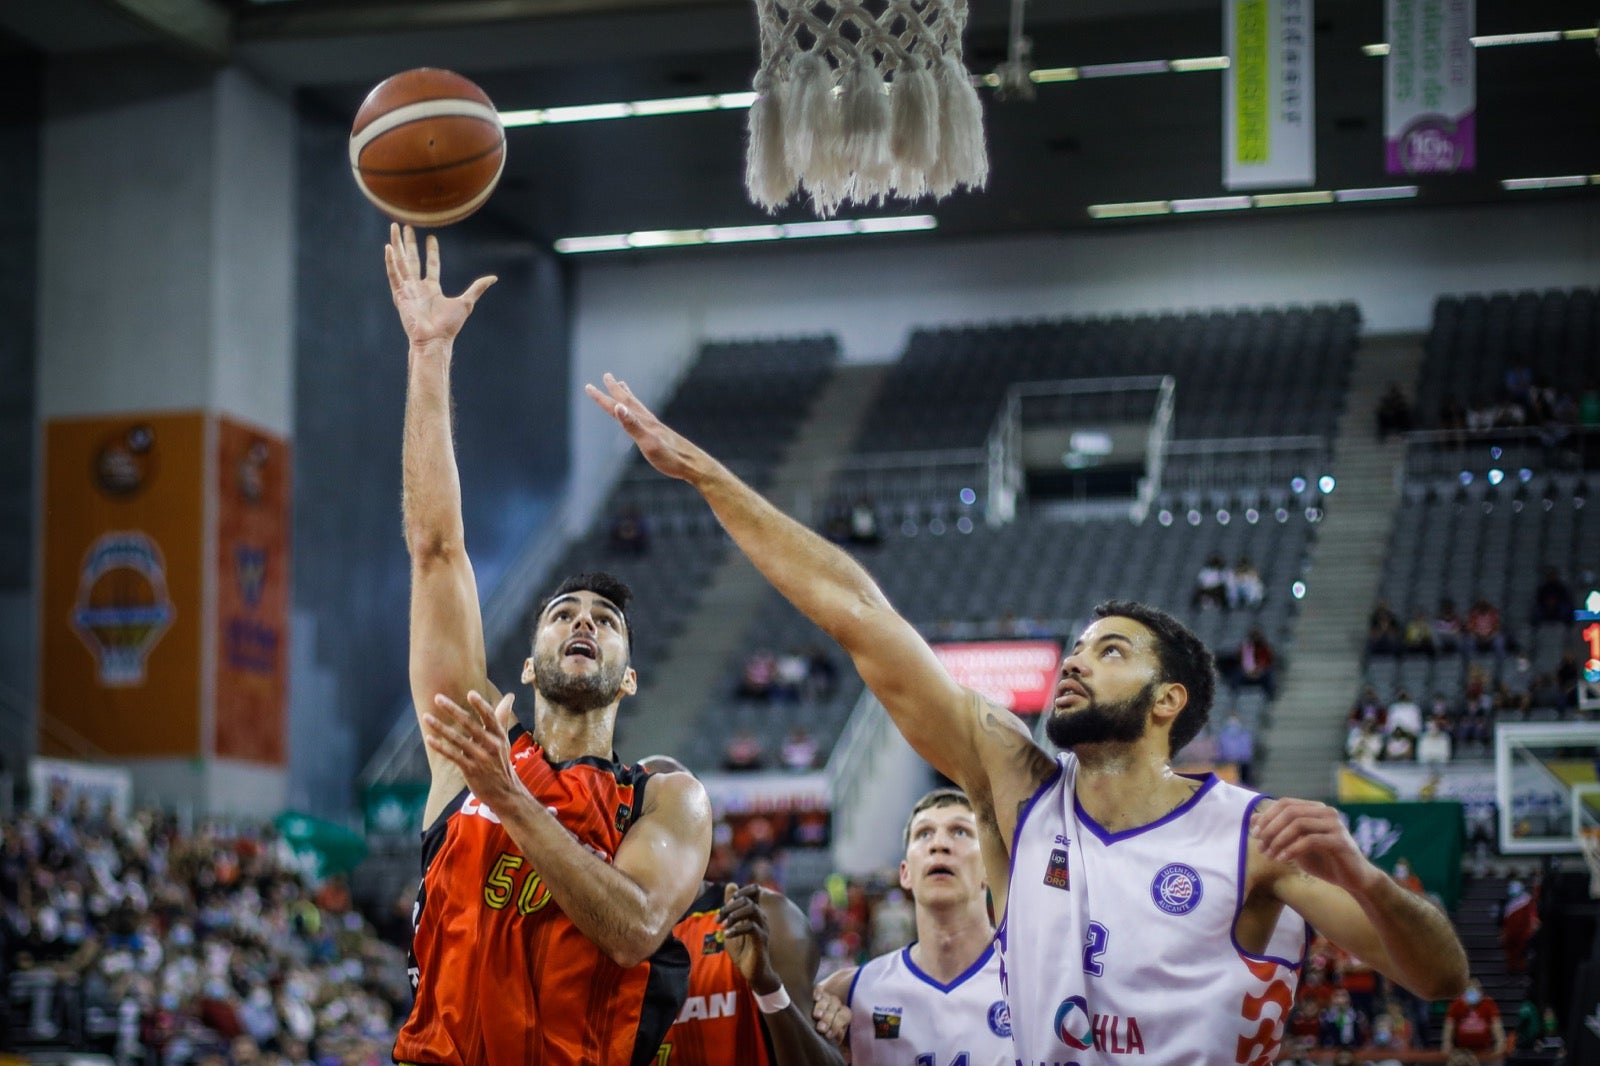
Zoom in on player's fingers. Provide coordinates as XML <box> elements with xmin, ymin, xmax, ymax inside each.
<box><xmin>384</xmin><ymin>246</ymin><xmax>403</xmax><ymax>294</ymax></box>
<box><xmin>584</xmin><ymin>383</ymin><xmax>617</xmax><ymax>414</ymax></box>
<box><xmin>461</xmin><ymin>275</ymin><xmax>497</xmax><ymax>308</ymax></box>
<box><xmin>723</xmin><ymin>882</ymin><xmax>737</xmax><ymax>907</ymax></box>
<box><xmin>492</xmin><ymin>692</ymin><xmax>516</xmax><ymax>733</ymax></box>
<box><xmin>425</xmin><ymin>234</ymin><xmax>440</xmax><ymax>281</ymax></box>
<box><xmin>403</xmin><ymin>225</ymin><xmax>419</xmax><ymax>272</ymax></box>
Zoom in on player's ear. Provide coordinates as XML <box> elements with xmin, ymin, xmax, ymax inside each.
<box><xmin>620</xmin><ymin>667</ymin><xmax>638</xmax><ymax>696</ymax></box>
<box><xmin>1153</xmin><ymin>681</ymin><xmax>1187</xmax><ymax>724</ymax></box>
<box><xmin>521</xmin><ymin>657</ymin><xmax>535</xmax><ymax>684</ymax></box>
<box><xmin>899</xmin><ymin>860</ymin><xmax>912</xmax><ymax>893</ymax></box>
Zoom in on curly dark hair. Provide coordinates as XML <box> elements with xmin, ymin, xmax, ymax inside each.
<box><xmin>533</xmin><ymin>571</ymin><xmax>635</xmax><ymax>652</ymax></box>
<box><xmin>1091</xmin><ymin>599</ymin><xmax>1215</xmax><ymax>758</ymax></box>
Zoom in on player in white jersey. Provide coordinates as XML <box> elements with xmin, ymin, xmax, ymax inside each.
<box><xmin>587</xmin><ymin>373</ymin><xmax>1470</xmax><ymax>1066</ymax></box>
<box><xmin>810</xmin><ymin>789</ymin><xmax>1011</xmax><ymax>1066</ymax></box>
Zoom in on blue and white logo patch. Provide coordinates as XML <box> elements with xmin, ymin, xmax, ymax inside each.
<box><xmin>986</xmin><ymin>999</ymin><xmax>1012</xmax><ymax>1038</ymax></box>
<box><xmin>1150</xmin><ymin>862</ymin><xmax>1202</xmax><ymax>915</ymax></box>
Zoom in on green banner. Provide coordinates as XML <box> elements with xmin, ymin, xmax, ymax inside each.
<box><xmin>274</xmin><ymin>809</ymin><xmax>369</xmax><ymax>882</ymax></box>
<box><xmin>363</xmin><ymin>781</ymin><xmax>430</xmax><ymax>837</ymax></box>
<box><xmin>1336</xmin><ymin>801</ymin><xmax>1464</xmax><ymax>911</ymax></box>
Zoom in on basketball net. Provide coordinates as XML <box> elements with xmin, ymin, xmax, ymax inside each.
<box><xmin>1581</xmin><ymin>827</ymin><xmax>1600</xmax><ymax>899</ymax></box>
<box><xmin>745</xmin><ymin>0</ymin><xmax>989</xmax><ymax>214</ymax></box>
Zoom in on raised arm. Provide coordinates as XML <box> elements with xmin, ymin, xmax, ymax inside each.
<box><xmin>1252</xmin><ymin>798</ymin><xmax>1468</xmax><ymax>1000</ymax></box>
<box><xmin>426</xmin><ymin>691</ymin><xmax>712</xmax><ymax>966</ymax></box>
<box><xmin>719</xmin><ymin>884</ymin><xmax>845</xmax><ymax>1066</ymax></box>
<box><xmin>387</xmin><ymin>224</ymin><xmax>500</xmax><ymax>825</ymax></box>
<box><xmin>586</xmin><ymin>375</ymin><xmax>1055</xmax><ymax>837</ymax></box>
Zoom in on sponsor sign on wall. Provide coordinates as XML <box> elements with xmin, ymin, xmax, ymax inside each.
<box><xmin>932</xmin><ymin>640</ymin><xmax>1063</xmax><ymax>715</ymax></box>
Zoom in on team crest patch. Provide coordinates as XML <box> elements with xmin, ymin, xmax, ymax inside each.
<box><xmin>1150</xmin><ymin>862</ymin><xmax>1203</xmax><ymax>915</ymax></box>
<box><xmin>614</xmin><ymin>803</ymin><xmax>632</xmax><ymax>831</ymax></box>
<box><xmin>871</xmin><ymin>1007</ymin><xmax>903</xmax><ymax>1039</ymax></box>
<box><xmin>701</xmin><ymin>931</ymin><xmax>724</xmax><ymax>955</ymax></box>
<box><xmin>1044</xmin><ymin>846</ymin><xmax>1070</xmax><ymax>890</ymax></box>
<box><xmin>987</xmin><ymin>999</ymin><xmax>1012</xmax><ymax>1038</ymax></box>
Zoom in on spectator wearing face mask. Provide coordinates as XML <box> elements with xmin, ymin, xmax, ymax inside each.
<box><xmin>1442</xmin><ymin>978</ymin><xmax>1505</xmax><ymax>1065</ymax></box>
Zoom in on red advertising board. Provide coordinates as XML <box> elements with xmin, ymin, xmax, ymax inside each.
<box><xmin>932</xmin><ymin>640</ymin><xmax>1063</xmax><ymax>715</ymax></box>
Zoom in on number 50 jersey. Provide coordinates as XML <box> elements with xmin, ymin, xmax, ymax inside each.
<box><xmin>999</xmin><ymin>758</ymin><xmax>1306</xmax><ymax>1066</ymax></box>
<box><xmin>394</xmin><ymin>726</ymin><xmax>689</xmax><ymax>1066</ymax></box>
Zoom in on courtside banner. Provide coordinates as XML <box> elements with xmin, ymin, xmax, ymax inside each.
<box><xmin>1384</xmin><ymin>0</ymin><xmax>1474</xmax><ymax>174</ymax></box>
<box><xmin>933</xmin><ymin>640</ymin><xmax>1062</xmax><ymax>715</ymax></box>
<box><xmin>1223</xmin><ymin>0</ymin><xmax>1315</xmax><ymax>190</ymax></box>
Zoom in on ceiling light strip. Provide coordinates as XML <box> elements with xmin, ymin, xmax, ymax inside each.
<box><xmin>1363</xmin><ymin>27</ymin><xmax>1594</xmax><ymax>56</ymax></box>
<box><xmin>1089</xmin><ymin>185</ymin><xmax>1421</xmax><ymax>220</ymax></box>
<box><xmin>1501</xmin><ymin>175</ymin><xmax>1591</xmax><ymax>191</ymax></box>
<box><xmin>505</xmin><ymin>53</ymin><xmax>1235</xmax><ymax>128</ymax></box>
<box><xmin>554</xmin><ymin>215</ymin><xmax>937</xmax><ymax>254</ymax></box>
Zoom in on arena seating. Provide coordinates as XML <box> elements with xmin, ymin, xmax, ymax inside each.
<box><xmin>1415</xmin><ymin>287</ymin><xmax>1599</xmax><ymax>428</ymax></box>
<box><xmin>486</xmin><ymin>336</ymin><xmax>838</xmax><ymax>688</ymax></box>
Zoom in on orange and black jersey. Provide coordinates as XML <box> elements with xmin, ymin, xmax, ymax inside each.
<box><xmin>655</xmin><ymin>883</ymin><xmax>773</xmax><ymax>1066</ymax></box>
<box><xmin>394</xmin><ymin>725</ymin><xmax>689</xmax><ymax>1066</ymax></box>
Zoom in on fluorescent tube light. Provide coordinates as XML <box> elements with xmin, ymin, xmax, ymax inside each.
<box><xmin>1087</xmin><ymin>201</ymin><xmax>1172</xmax><ymax>219</ymax></box>
<box><xmin>1170</xmin><ymin>195</ymin><xmax>1252</xmax><ymax>213</ymax></box>
<box><xmin>1501</xmin><ymin>175</ymin><xmax>1590</xmax><ymax>191</ymax></box>
<box><xmin>1332</xmin><ymin>185</ymin><xmax>1418</xmax><ymax>202</ymax></box>
<box><xmin>1252</xmin><ymin>190</ymin><xmax>1335</xmax><ymax>208</ymax></box>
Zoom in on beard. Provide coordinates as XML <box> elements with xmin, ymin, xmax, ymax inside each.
<box><xmin>1045</xmin><ymin>680</ymin><xmax>1157</xmax><ymax>751</ymax></box>
<box><xmin>532</xmin><ymin>649</ymin><xmax>629</xmax><ymax>713</ymax></box>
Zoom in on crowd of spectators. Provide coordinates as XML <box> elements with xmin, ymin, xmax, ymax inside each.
<box><xmin>2</xmin><ymin>793</ymin><xmax>409</xmax><ymax>1066</ymax></box>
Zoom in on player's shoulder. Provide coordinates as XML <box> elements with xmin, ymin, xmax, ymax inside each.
<box><xmin>634</xmin><ymin>764</ymin><xmax>711</xmax><ymax>818</ymax></box>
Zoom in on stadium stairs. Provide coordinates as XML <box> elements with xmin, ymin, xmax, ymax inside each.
<box><xmin>1257</xmin><ymin>334</ymin><xmax>1428</xmax><ymax>802</ymax></box>
<box><xmin>619</xmin><ymin>362</ymin><xmax>891</xmax><ymax>762</ymax></box>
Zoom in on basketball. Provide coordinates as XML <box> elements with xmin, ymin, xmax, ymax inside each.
<box><xmin>349</xmin><ymin>68</ymin><xmax>505</xmax><ymax>227</ymax></box>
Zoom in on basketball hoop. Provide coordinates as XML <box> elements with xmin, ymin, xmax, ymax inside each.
<box><xmin>1580</xmin><ymin>827</ymin><xmax>1600</xmax><ymax>899</ymax></box>
<box><xmin>745</xmin><ymin>0</ymin><xmax>989</xmax><ymax>214</ymax></box>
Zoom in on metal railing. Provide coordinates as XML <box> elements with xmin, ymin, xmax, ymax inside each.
<box><xmin>1401</xmin><ymin>426</ymin><xmax>1597</xmax><ymax>486</ymax></box>
<box><xmin>1157</xmin><ymin>435</ymin><xmax>1331</xmax><ymax>499</ymax></box>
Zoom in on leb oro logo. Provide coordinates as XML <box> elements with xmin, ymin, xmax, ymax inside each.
<box><xmin>71</xmin><ymin>532</ymin><xmax>175</xmax><ymax>686</ymax></box>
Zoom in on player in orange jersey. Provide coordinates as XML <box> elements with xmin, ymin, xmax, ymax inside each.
<box><xmin>640</xmin><ymin>756</ymin><xmax>843</xmax><ymax>1066</ymax></box>
<box><xmin>384</xmin><ymin>225</ymin><xmax>712</xmax><ymax>1066</ymax></box>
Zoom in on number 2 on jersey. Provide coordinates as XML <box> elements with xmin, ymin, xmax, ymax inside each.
<box><xmin>915</xmin><ymin>1055</ymin><xmax>969</xmax><ymax>1066</ymax></box>
<box><xmin>1083</xmin><ymin>921</ymin><xmax>1109</xmax><ymax>977</ymax></box>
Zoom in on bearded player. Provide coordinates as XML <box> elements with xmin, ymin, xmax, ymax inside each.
<box><xmin>588</xmin><ymin>371</ymin><xmax>1466</xmax><ymax>1065</ymax></box>
<box><xmin>386</xmin><ymin>227</ymin><xmax>711</xmax><ymax>1066</ymax></box>
<box><xmin>640</xmin><ymin>756</ymin><xmax>843</xmax><ymax>1066</ymax></box>
<box><xmin>811</xmin><ymin>789</ymin><xmax>1010</xmax><ymax>1066</ymax></box>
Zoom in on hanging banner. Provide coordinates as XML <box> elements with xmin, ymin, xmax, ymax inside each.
<box><xmin>1384</xmin><ymin>0</ymin><xmax>1475</xmax><ymax>174</ymax></box>
<box><xmin>40</xmin><ymin>414</ymin><xmax>206</xmax><ymax>757</ymax></box>
<box><xmin>215</xmin><ymin>417</ymin><xmax>290</xmax><ymax>766</ymax></box>
<box><xmin>1223</xmin><ymin>0</ymin><xmax>1315</xmax><ymax>190</ymax></box>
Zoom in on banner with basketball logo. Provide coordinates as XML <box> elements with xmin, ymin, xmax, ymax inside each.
<box><xmin>41</xmin><ymin>413</ymin><xmax>290</xmax><ymax>766</ymax></box>
<box><xmin>932</xmin><ymin>640</ymin><xmax>1062</xmax><ymax>715</ymax></box>
<box><xmin>1223</xmin><ymin>0</ymin><xmax>1316</xmax><ymax>190</ymax></box>
<box><xmin>215</xmin><ymin>417</ymin><xmax>290</xmax><ymax>765</ymax></box>
<box><xmin>41</xmin><ymin>413</ymin><xmax>206</xmax><ymax>757</ymax></box>
<box><xmin>1384</xmin><ymin>0</ymin><xmax>1475</xmax><ymax>174</ymax></box>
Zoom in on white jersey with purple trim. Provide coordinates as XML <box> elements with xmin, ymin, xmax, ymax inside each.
<box><xmin>846</xmin><ymin>942</ymin><xmax>1014</xmax><ymax>1066</ymax></box>
<box><xmin>998</xmin><ymin>755</ymin><xmax>1306</xmax><ymax>1066</ymax></box>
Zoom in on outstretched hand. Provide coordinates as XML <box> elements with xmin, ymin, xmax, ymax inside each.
<box><xmin>1252</xmin><ymin>798</ymin><xmax>1380</xmax><ymax>894</ymax></box>
<box><xmin>585</xmin><ymin>373</ymin><xmax>705</xmax><ymax>481</ymax></box>
<box><xmin>422</xmin><ymin>690</ymin><xmax>522</xmax><ymax>809</ymax></box>
<box><xmin>384</xmin><ymin>223</ymin><xmax>497</xmax><ymax>349</ymax></box>
<box><xmin>811</xmin><ymin>986</ymin><xmax>851</xmax><ymax>1045</ymax></box>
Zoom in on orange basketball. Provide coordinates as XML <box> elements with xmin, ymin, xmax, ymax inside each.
<box><xmin>349</xmin><ymin>68</ymin><xmax>505</xmax><ymax>227</ymax></box>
